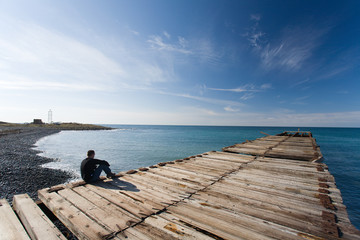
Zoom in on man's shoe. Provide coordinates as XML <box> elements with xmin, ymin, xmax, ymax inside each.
<box><xmin>107</xmin><ymin>173</ymin><xmax>116</xmax><ymax>179</ymax></box>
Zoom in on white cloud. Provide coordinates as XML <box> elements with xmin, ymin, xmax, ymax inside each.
<box><xmin>248</xmin><ymin>32</ymin><xmax>265</xmax><ymax>49</ymax></box>
<box><xmin>208</xmin><ymin>83</ymin><xmax>271</xmax><ymax>93</ymax></box>
<box><xmin>157</xmin><ymin>90</ymin><xmax>244</xmax><ymax>107</ymax></box>
<box><xmin>291</xmin><ymin>78</ymin><xmax>310</xmax><ymax>88</ymax></box>
<box><xmin>0</xmin><ymin>17</ymin><xmax>177</xmax><ymax>92</ymax></box>
<box><xmin>147</xmin><ymin>32</ymin><xmax>221</xmax><ymax>64</ymax></box>
<box><xmin>244</xmin><ymin>14</ymin><xmax>264</xmax><ymax>50</ymax></box>
<box><xmin>224</xmin><ymin>106</ymin><xmax>239</xmax><ymax>112</ymax></box>
<box><xmin>246</xmin><ymin>16</ymin><xmax>328</xmax><ymax>72</ymax></box>
<box><xmin>260</xmin><ymin>83</ymin><xmax>272</xmax><ymax>89</ymax></box>
<box><xmin>208</xmin><ymin>86</ymin><xmax>257</xmax><ymax>93</ymax></box>
<box><xmin>147</xmin><ymin>35</ymin><xmax>192</xmax><ymax>54</ymax></box>
<box><xmin>317</xmin><ymin>66</ymin><xmax>349</xmax><ymax>80</ymax></box>
<box><xmin>240</xmin><ymin>92</ymin><xmax>255</xmax><ymax>100</ymax></box>
<box><xmin>260</xmin><ymin>38</ymin><xmax>313</xmax><ymax>71</ymax></box>
<box><xmin>163</xmin><ymin>31</ymin><xmax>171</xmax><ymax>39</ymax></box>
<box><xmin>250</xmin><ymin>14</ymin><xmax>261</xmax><ymax>21</ymax></box>
<box><xmin>208</xmin><ymin>84</ymin><xmax>269</xmax><ymax>101</ymax></box>
<box><xmin>125</xmin><ymin>25</ymin><xmax>140</xmax><ymax>36</ymax></box>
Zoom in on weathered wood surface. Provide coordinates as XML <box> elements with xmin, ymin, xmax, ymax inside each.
<box><xmin>12</xmin><ymin>194</ymin><xmax>66</xmax><ymax>240</ymax></box>
<box><xmin>223</xmin><ymin>134</ymin><xmax>322</xmax><ymax>161</ymax></box>
<box><xmin>0</xmin><ymin>198</ymin><xmax>30</xmax><ymax>240</ymax></box>
<box><xmin>36</xmin><ymin>133</ymin><xmax>360</xmax><ymax>240</ymax></box>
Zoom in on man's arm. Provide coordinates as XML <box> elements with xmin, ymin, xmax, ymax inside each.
<box><xmin>93</xmin><ymin>159</ymin><xmax>110</xmax><ymax>166</ymax></box>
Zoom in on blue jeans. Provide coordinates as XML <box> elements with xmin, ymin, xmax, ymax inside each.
<box><xmin>89</xmin><ymin>164</ymin><xmax>112</xmax><ymax>183</ymax></box>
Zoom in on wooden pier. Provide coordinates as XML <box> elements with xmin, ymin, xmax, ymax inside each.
<box><xmin>1</xmin><ymin>131</ymin><xmax>360</xmax><ymax>239</ymax></box>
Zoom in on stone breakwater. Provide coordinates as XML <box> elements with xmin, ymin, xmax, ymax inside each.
<box><xmin>0</xmin><ymin>127</ymin><xmax>73</xmax><ymax>203</ymax></box>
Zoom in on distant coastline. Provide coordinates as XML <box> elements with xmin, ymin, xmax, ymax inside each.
<box><xmin>0</xmin><ymin>121</ymin><xmax>113</xmax><ymax>131</ymax></box>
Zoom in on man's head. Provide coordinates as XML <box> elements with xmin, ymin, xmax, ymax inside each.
<box><xmin>87</xmin><ymin>150</ymin><xmax>95</xmax><ymax>158</ymax></box>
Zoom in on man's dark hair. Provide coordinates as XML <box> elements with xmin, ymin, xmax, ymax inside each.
<box><xmin>87</xmin><ymin>150</ymin><xmax>95</xmax><ymax>157</ymax></box>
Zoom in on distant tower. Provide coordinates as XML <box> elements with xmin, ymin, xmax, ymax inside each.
<box><xmin>48</xmin><ymin>109</ymin><xmax>53</xmax><ymax>124</ymax></box>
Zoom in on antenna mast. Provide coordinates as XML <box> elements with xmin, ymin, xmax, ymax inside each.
<box><xmin>48</xmin><ymin>109</ymin><xmax>53</xmax><ymax>124</ymax></box>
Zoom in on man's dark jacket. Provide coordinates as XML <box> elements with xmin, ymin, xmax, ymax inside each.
<box><xmin>80</xmin><ymin>158</ymin><xmax>110</xmax><ymax>182</ymax></box>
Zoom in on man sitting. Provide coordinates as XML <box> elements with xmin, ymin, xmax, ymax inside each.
<box><xmin>80</xmin><ymin>150</ymin><xmax>116</xmax><ymax>183</ymax></box>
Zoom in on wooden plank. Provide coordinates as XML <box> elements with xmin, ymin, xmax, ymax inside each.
<box><xmin>257</xmin><ymin>156</ymin><xmax>323</xmax><ymax>167</ymax></box>
<box><xmin>58</xmin><ymin>188</ymin><xmax>138</xmax><ymax>232</ymax></box>
<box><xmin>158</xmin><ymin>164</ymin><xmax>219</xmax><ymax>182</ymax></box>
<box><xmin>38</xmin><ymin>189</ymin><xmax>117</xmax><ymax>240</ymax></box>
<box><xmin>102</xmin><ymin>177</ymin><xmax>180</xmax><ymax>204</ymax></box>
<box><xmin>169</xmin><ymin>200</ymin><xmax>299</xmax><ymax>240</ymax></box>
<box><xmin>185</xmin><ymin>198</ymin><xmax>331</xmax><ymax>240</ymax></box>
<box><xmin>153</xmin><ymin>212</ymin><xmax>216</xmax><ymax>239</ymax></box>
<box><xmin>119</xmin><ymin>173</ymin><xmax>192</xmax><ymax>200</ymax></box>
<box><xmin>197</xmin><ymin>189</ymin><xmax>323</xmax><ymax>222</ymax></box>
<box><xmin>187</xmin><ymin>158</ymin><xmax>240</xmax><ymax>171</ymax></box>
<box><xmin>72</xmin><ymin>186</ymin><xmax>143</xmax><ymax>221</ymax></box>
<box><xmin>0</xmin><ymin>198</ymin><xmax>30</xmax><ymax>240</ymax></box>
<box><xmin>84</xmin><ymin>184</ymin><xmax>155</xmax><ymax>218</ymax></box>
<box><xmin>211</xmin><ymin>178</ymin><xmax>350</xmax><ymax>224</ymax></box>
<box><xmin>264</xmin><ymin>152</ymin><xmax>314</xmax><ymax>161</ymax></box>
<box><xmin>124</xmin><ymin>222</ymin><xmax>181</xmax><ymax>240</ymax></box>
<box><xmin>218</xmin><ymin>178</ymin><xmax>325</xmax><ymax>204</ymax></box>
<box><xmin>147</xmin><ymin>166</ymin><xmax>215</xmax><ymax>186</ymax></box>
<box><xmin>95</xmin><ymin>180</ymin><xmax>171</xmax><ymax>209</ymax></box>
<box><xmin>226</xmin><ymin>170</ymin><xmax>344</xmax><ymax>202</ymax></box>
<box><xmin>224</xmin><ymin>147</ymin><xmax>267</xmax><ymax>155</ymax></box>
<box><xmin>237</xmin><ymin>168</ymin><xmax>335</xmax><ymax>185</ymax></box>
<box><xmin>131</xmin><ymin>171</ymin><xmax>202</xmax><ymax>194</ymax></box>
<box><xmin>204</xmin><ymin>152</ymin><xmax>255</xmax><ymax>163</ymax></box>
<box><xmin>196</xmin><ymin>156</ymin><xmax>246</xmax><ymax>167</ymax></box>
<box><xmin>122</xmin><ymin>173</ymin><xmax>195</xmax><ymax>199</ymax></box>
<box><xmin>170</xmin><ymin>161</ymin><xmax>229</xmax><ymax>176</ymax></box>
<box><xmin>209</xmin><ymin>184</ymin><xmax>324</xmax><ymax>215</ymax></box>
<box><xmin>132</xmin><ymin>214</ymin><xmax>215</xmax><ymax>239</ymax></box>
<box><xmin>248</xmin><ymin>161</ymin><xmax>326</xmax><ymax>174</ymax></box>
<box><xmin>245</xmin><ymin>162</ymin><xmax>330</xmax><ymax>177</ymax></box>
<box><xmin>167</xmin><ymin>162</ymin><xmax>222</xmax><ymax>177</ymax></box>
<box><xmin>12</xmin><ymin>194</ymin><xmax>66</xmax><ymax>240</ymax></box>
<box><xmin>193</xmin><ymin>190</ymin><xmax>325</xmax><ymax>226</ymax></box>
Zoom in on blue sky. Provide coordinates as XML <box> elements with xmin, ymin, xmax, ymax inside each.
<box><xmin>0</xmin><ymin>0</ymin><xmax>359</xmax><ymax>126</ymax></box>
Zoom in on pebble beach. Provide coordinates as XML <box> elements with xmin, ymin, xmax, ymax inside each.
<box><xmin>0</xmin><ymin>127</ymin><xmax>73</xmax><ymax>203</ymax></box>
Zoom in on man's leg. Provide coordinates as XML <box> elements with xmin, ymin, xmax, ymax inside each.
<box><xmin>89</xmin><ymin>164</ymin><xmax>113</xmax><ymax>182</ymax></box>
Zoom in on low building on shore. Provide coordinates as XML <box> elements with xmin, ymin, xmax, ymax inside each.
<box><xmin>32</xmin><ymin>119</ymin><xmax>44</xmax><ymax>124</ymax></box>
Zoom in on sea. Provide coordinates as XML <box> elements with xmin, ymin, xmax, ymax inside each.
<box><xmin>34</xmin><ymin>125</ymin><xmax>360</xmax><ymax>230</ymax></box>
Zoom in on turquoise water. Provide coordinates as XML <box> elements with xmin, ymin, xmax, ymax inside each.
<box><xmin>35</xmin><ymin>125</ymin><xmax>360</xmax><ymax>229</ymax></box>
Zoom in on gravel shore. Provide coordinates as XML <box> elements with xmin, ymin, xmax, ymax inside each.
<box><xmin>0</xmin><ymin>127</ymin><xmax>73</xmax><ymax>203</ymax></box>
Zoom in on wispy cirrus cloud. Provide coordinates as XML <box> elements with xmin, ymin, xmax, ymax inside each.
<box><xmin>208</xmin><ymin>85</ymin><xmax>259</xmax><ymax>93</ymax></box>
<box><xmin>250</xmin><ymin>14</ymin><xmax>261</xmax><ymax>21</ymax></box>
<box><xmin>209</xmin><ymin>83</ymin><xmax>271</xmax><ymax>93</ymax></box>
<box><xmin>148</xmin><ymin>33</ymin><xmax>192</xmax><ymax>54</ymax></box>
<box><xmin>224</xmin><ymin>106</ymin><xmax>240</xmax><ymax>112</ymax></box>
<box><xmin>260</xmin><ymin>28</ymin><xmax>325</xmax><ymax>71</ymax></box>
<box><xmin>163</xmin><ymin>31</ymin><xmax>171</xmax><ymax>39</ymax></box>
<box><xmin>244</xmin><ymin>14</ymin><xmax>265</xmax><ymax>50</ymax></box>
<box><xmin>157</xmin><ymin>90</ymin><xmax>244</xmax><ymax>107</ymax></box>
<box><xmin>147</xmin><ymin>32</ymin><xmax>221</xmax><ymax>64</ymax></box>
<box><xmin>246</xmin><ymin>14</ymin><xmax>329</xmax><ymax>72</ymax></box>
<box><xmin>260</xmin><ymin>83</ymin><xmax>272</xmax><ymax>89</ymax></box>
<box><xmin>208</xmin><ymin>84</ymin><xmax>271</xmax><ymax>101</ymax></box>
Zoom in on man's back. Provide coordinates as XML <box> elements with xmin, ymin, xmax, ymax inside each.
<box><xmin>80</xmin><ymin>150</ymin><xmax>114</xmax><ymax>183</ymax></box>
<box><xmin>80</xmin><ymin>158</ymin><xmax>107</xmax><ymax>182</ymax></box>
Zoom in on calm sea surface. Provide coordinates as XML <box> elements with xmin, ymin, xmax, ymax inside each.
<box><xmin>35</xmin><ymin>125</ymin><xmax>360</xmax><ymax>229</ymax></box>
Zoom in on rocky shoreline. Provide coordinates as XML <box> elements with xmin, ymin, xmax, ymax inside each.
<box><xmin>0</xmin><ymin>127</ymin><xmax>73</xmax><ymax>203</ymax></box>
